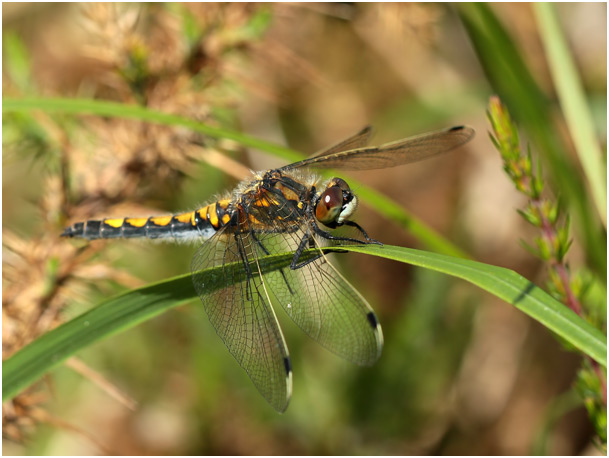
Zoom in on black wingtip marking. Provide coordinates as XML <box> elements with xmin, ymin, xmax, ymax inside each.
<box><xmin>359</xmin><ymin>125</ymin><xmax>373</xmax><ymax>136</ymax></box>
<box><xmin>448</xmin><ymin>125</ymin><xmax>475</xmax><ymax>143</ymax></box>
<box><xmin>283</xmin><ymin>357</ymin><xmax>292</xmax><ymax>375</ymax></box>
<box><xmin>366</xmin><ymin>312</ymin><xmax>379</xmax><ymax>329</ymax></box>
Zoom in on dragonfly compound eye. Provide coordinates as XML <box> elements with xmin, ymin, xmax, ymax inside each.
<box><xmin>315</xmin><ymin>178</ymin><xmax>357</xmax><ymax>228</ymax></box>
<box><xmin>316</xmin><ymin>186</ymin><xmax>343</xmax><ymax>226</ymax></box>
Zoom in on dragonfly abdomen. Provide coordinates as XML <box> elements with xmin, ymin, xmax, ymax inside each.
<box><xmin>61</xmin><ymin>200</ymin><xmax>233</xmax><ymax>241</ymax></box>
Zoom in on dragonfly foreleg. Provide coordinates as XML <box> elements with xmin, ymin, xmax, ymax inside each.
<box><xmin>342</xmin><ymin>220</ymin><xmax>382</xmax><ymax>245</ymax></box>
<box><xmin>311</xmin><ymin>222</ymin><xmax>381</xmax><ymax>246</ymax></box>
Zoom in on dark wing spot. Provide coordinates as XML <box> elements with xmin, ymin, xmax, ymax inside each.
<box><xmin>283</xmin><ymin>357</ymin><xmax>292</xmax><ymax>375</ymax></box>
<box><xmin>366</xmin><ymin>312</ymin><xmax>379</xmax><ymax>329</ymax></box>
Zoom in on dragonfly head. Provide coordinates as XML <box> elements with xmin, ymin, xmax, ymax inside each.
<box><xmin>315</xmin><ymin>177</ymin><xmax>358</xmax><ymax>228</ymax></box>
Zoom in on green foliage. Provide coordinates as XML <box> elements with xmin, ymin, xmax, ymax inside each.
<box><xmin>488</xmin><ymin>92</ymin><xmax>606</xmax><ymax>448</ymax></box>
<box><xmin>460</xmin><ymin>3</ymin><xmax>607</xmax><ymax>278</ymax></box>
<box><xmin>534</xmin><ymin>3</ymin><xmax>607</xmax><ymax>224</ymax></box>
<box><xmin>576</xmin><ymin>362</ymin><xmax>608</xmax><ymax>449</ymax></box>
<box><xmin>3</xmin><ymin>32</ymin><xmax>33</xmax><ymax>92</ymax></box>
<box><xmin>4</xmin><ymin>244</ymin><xmax>605</xmax><ymax>404</ymax></box>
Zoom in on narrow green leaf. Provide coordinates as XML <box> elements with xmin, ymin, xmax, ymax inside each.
<box><xmin>344</xmin><ymin>245</ymin><xmax>607</xmax><ymax>367</ymax></box>
<box><xmin>3</xmin><ymin>32</ymin><xmax>32</xmax><ymax>92</ymax></box>
<box><xmin>3</xmin><ymin>244</ymin><xmax>605</xmax><ymax>402</ymax></box>
<box><xmin>458</xmin><ymin>3</ymin><xmax>606</xmax><ymax>278</ymax></box>
<box><xmin>534</xmin><ymin>3</ymin><xmax>607</xmax><ymax>226</ymax></box>
<box><xmin>2</xmin><ymin>272</ymin><xmax>192</xmax><ymax>402</ymax></box>
<box><xmin>2</xmin><ymin>250</ymin><xmax>316</xmax><ymax>401</ymax></box>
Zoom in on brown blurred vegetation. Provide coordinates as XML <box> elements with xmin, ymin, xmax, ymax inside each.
<box><xmin>2</xmin><ymin>3</ymin><xmax>606</xmax><ymax>455</ymax></box>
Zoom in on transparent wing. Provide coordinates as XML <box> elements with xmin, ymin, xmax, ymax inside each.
<box><xmin>308</xmin><ymin>126</ymin><xmax>373</xmax><ymax>159</ymax></box>
<box><xmin>282</xmin><ymin>125</ymin><xmax>474</xmax><ymax>171</ymax></box>
<box><xmin>191</xmin><ymin>226</ymin><xmax>292</xmax><ymax>412</ymax></box>
<box><xmin>250</xmin><ymin>226</ymin><xmax>383</xmax><ymax>366</ymax></box>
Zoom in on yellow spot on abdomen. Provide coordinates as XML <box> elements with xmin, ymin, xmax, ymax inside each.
<box><xmin>125</xmin><ymin>217</ymin><xmax>148</xmax><ymax>227</ymax></box>
<box><xmin>175</xmin><ymin>212</ymin><xmax>193</xmax><ymax>224</ymax></box>
<box><xmin>104</xmin><ymin>218</ymin><xmax>125</xmax><ymax>228</ymax></box>
<box><xmin>150</xmin><ymin>215</ymin><xmax>172</xmax><ymax>226</ymax></box>
<box><xmin>208</xmin><ymin>203</ymin><xmax>219</xmax><ymax>228</ymax></box>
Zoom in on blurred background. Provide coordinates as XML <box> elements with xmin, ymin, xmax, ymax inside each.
<box><xmin>2</xmin><ymin>3</ymin><xmax>606</xmax><ymax>455</ymax></box>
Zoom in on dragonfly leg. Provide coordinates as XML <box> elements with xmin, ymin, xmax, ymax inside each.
<box><xmin>342</xmin><ymin>220</ymin><xmax>383</xmax><ymax>245</ymax></box>
<box><xmin>290</xmin><ymin>233</ymin><xmax>324</xmax><ymax>270</ymax></box>
<box><xmin>251</xmin><ymin>231</ymin><xmax>270</xmax><ymax>255</ymax></box>
<box><xmin>290</xmin><ymin>219</ymin><xmax>382</xmax><ymax>271</ymax></box>
<box><xmin>311</xmin><ymin>222</ymin><xmax>382</xmax><ymax>246</ymax></box>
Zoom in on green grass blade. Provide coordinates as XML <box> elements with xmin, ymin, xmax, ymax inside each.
<box><xmin>3</xmin><ymin>244</ymin><xmax>605</xmax><ymax>402</ymax></box>
<box><xmin>2</xmin><ymin>96</ymin><xmax>468</xmax><ymax>258</ymax></box>
<box><xmin>2</xmin><ymin>97</ymin><xmax>300</xmax><ymax>160</ymax></box>
<box><xmin>3</xmin><ymin>33</ymin><xmax>33</xmax><ymax>92</ymax></box>
<box><xmin>1</xmin><ymin>250</ymin><xmax>310</xmax><ymax>401</ymax></box>
<box><xmin>2</xmin><ymin>272</ymin><xmax>194</xmax><ymax>402</ymax></box>
<box><xmin>458</xmin><ymin>3</ymin><xmax>606</xmax><ymax>277</ymax></box>
<box><xmin>534</xmin><ymin>3</ymin><xmax>607</xmax><ymax>226</ymax></box>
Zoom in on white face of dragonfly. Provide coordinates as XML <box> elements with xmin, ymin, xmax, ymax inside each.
<box><xmin>314</xmin><ymin>177</ymin><xmax>358</xmax><ymax>228</ymax></box>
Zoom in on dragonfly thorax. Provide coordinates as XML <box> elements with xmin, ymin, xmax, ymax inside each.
<box><xmin>314</xmin><ymin>177</ymin><xmax>357</xmax><ymax>228</ymax></box>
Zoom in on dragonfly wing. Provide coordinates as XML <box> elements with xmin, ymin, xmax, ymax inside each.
<box><xmin>191</xmin><ymin>227</ymin><xmax>292</xmax><ymax>412</ymax></box>
<box><xmin>286</xmin><ymin>125</ymin><xmax>474</xmax><ymax>171</ymax></box>
<box><xmin>254</xmin><ymin>230</ymin><xmax>383</xmax><ymax>366</ymax></box>
<box><xmin>308</xmin><ymin>126</ymin><xmax>373</xmax><ymax>159</ymax></box>
<box><xmin>278</xmin><ymin>126</ymin><xmax>373</xmax><ymax>172</ymax></box>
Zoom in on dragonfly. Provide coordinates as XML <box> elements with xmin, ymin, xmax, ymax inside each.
<box><xmin>62</xmin><ymin>125</ymin><xmax>474</xmax><ymax>412</ymax></box>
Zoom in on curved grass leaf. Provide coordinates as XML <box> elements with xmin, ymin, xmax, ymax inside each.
<box><xmin>2</xmin><ymin>250</ymin><xmax>319</xmax><ymax>401</ymax></box>
<box><xmin>3</xmin><ymin>245</ymin><xmax>605</xmax><ymax>402</ymax></box>
<box><xmin>2</xmin><ymin>96</ymin><xmax>468</xmax><ymax>259</ymax></box>
<box><xmin>3</xmin><ymin>273</ymin><xmax>197</xmax><ymax>402</ymax></box>
<box><xmin>345</xmin><ymin>245</ymin><xmax>606</xmax><ymax>367</ymax></box>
